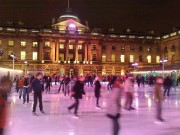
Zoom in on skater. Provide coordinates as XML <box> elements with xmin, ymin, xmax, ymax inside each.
<box><xmin>58</xmin><ymin>76</ymin><xmax>65</xmax><ymax>93</ymax></box>
<box><xmin>163</xmin><ymin>75</ymin><xmax>172</xmax><ymax>97</ymax></box>
<box><xmin>45</xmin><ymin>76</ymin><xmax>52</xmax><ymax>93</ymax></box>
<box><xmin>64</xmin><ymin>75</ymin><xmax>71</xmax><ymax>96</ymax></box>
<box><xmin>124</xmin><ymin>74</ymin><xmax>135</xmax><ymax>110</ymax></box>
<box><xmin>22</xmin><ymin>74</ymin><xmax>30</xmax><ymax>104</ymax></box>
<box><xmin>18</xmin><ymin>76</ymin><xmax>24</xmax><ymax>99</ymax></box>
<box><xmin>107</xmin><ymin>77</ymin><xmax>123</xmax><ymax>135</ymax></box>
<box><xmin>0</xmin><ymin>75</ymin><xmax>12</xmax><ymax>135</ymax></box>
<box><xmin>94</xmin><ymin>76</ymin><xmax>101</xmax><ymax>108</ymax></box>
<box><xmin>31</xmin><ymin>72</ymin><xmax>45</xmax><ymax>115</ymax></box>
<box><xmin>67</xmin><ymin>76</ymin><xmax>85</xmax><ymax>118</ymax></box>
<box><xmin>154</xmin><ymin>77</ymin><xmax>165</xmax><ymax>122</ymax></box>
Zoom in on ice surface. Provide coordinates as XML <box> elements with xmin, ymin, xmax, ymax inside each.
<box><xmin>4</xmin><ymin>84</ymin><xmax>180</xmax><ymax>135</ymax></box>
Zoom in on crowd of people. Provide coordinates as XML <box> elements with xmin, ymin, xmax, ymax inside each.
<box><xmin>0</xmin><ymin>72</ymin><xmax>180</xmax><ymax>135</ymax></box>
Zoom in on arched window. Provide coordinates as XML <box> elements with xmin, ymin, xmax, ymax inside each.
<box><xmin>171</xmin><ymin>45</ymin><xmax>176</xmax><ymax>52</ymax></box>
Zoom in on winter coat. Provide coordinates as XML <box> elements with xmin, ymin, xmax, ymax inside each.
<box><xmin>72</xmin><ymin>80</ymin><xmax>85</xmax><ymax>99</ymax></box>
<box><xmin>154</xmin><ymin>84</ymin><xmax>164</xmax><ymax>102</ymax></box>
<box><xmin>94</xmin><ymin>80</ymin><xmax>101</xmax><ymax>98</ymax></box>
<box><xmin>107</xmin><ymin>86</ymin><xmax>123</xmax><ymax>116</ymax></box>
<box><xmin>31</xmin><ymin>78</ymin><xmax>44</xmax><ymax>93</ymax></box>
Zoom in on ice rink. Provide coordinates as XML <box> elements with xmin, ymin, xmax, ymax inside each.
<box><xmin>4</xmin><ymin>84</ymin><xmax>180</xmax><ymax>135</ymax></box>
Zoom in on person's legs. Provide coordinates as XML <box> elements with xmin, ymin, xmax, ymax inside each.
<box><xmin>0</xmin><ymin>128</ymin><xmax>4</xmax><ymax>135</ymax></box>
<box><xmin>74</xmin><ymin>98</ymin><xmax>79</xmax><ymax>115</ymax></box>
<box><xmin>96</xmin><ymin>97</ymin><xmax>99</xmax><ymax>107</ymax></box>
<box><xmin>68</xmin><ymin>99</ymin><xmax>76</xmax><ymax>110</ymax></box>
<box><xmin>113</xmin><ymin>118</ymin><xmax>119</xmax><ymax>135</ymax></box>
<box><xmin>156</xmin><ymin>101</ymin><xmax>163</xmax><ymax>121</ymax></box>
<box><xmin>19</xmin><ymin>87</ymin><xmax>22</xmax><ymax>99</ymax></box>
<box><xmin>38</xmin><ymin>93</ymin><xmax>43</xmax><ymax>111</ymax></box>
<box><xmin>167</xmin><ymin>87</ymin><xmax>171</xmax><ymax>96</ymax></box>
<box><xmin>163</xmin><ymin>87</ymin><xmax>167</xmax><ymax>96</ymax></box>
<box><xmin>26</xmin><ymin>88</ymin><xmax>29</xmax><ymax>103</ymax></box>
<box><xmin>32</xmin><ymin>93</ymin><xmax>38</xmax><ymax>112</ymax></box>
<box><xmin>23</xmin><ymin>88</ymin><xmax>26</xmax><ymax>103</ymax></box>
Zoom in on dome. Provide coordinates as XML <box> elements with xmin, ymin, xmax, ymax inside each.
<box><xmin>57</xmin><ymin>8</ymin><xmax>80</xmax><ymax>23</ymax></box>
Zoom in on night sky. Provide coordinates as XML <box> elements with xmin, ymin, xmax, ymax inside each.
<box><xmin>0</xmin><ymin>0</ymin><xmax>180</xmax><ymax>34</ymax></box>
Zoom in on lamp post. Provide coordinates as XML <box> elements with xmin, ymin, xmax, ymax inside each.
<box><xmin>24</xmin><ymin>60</ymin><xmax>29</xmax><ymax>74</ymax></box>
<box><xmin>10</xmin><ymin>53</ymin><xmax>16</xmax><ymax>81</ymax></box>
<box><xmin>160</xmin><ymin>59</ymin><xmax>168</xmax><ymax>78</ymax></box>
<box><xmin>132</xmin><ymin>62</ymin><xmax>138</xmax><ymax>71</ymax></box>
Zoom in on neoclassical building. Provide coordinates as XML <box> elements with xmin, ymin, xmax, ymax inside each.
<box><xmin>0</xmin><ymin>7</ymin><xmax>179</xmax><ymax>76</ymax></box>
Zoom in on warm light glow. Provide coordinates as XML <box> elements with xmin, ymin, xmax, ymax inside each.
<box><xmin>0</xmin><ymin>67</ymin><xmax>23</xmax><ymax>73</ymax></box>
<box><xmin>156</xmin><ymin>56</ymin><xmax>160</xmax><ymax>63</ymax></box>
<box><xmin>120</xmin><ymin>55</ymin><xmax>125</xmax><ymax>62</ymax></box>
<box><xmin>69</xmin><ymin>23</ymin><xmax>76</xmax><ymax>28</ymax></box>
<box><xmin>147</xmin><ymin>55</ymin><xmax>151</xmax><ymax>63</ymax></box>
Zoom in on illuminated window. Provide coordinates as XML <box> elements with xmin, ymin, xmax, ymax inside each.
<box><xmin>59</xmin><ymin>54</ymin><xmax>64</xmax><ymax>61</ymax></box>
<box><xmin>45</xmin><ymin>42</ymin><xmax>50</xmax><ymax>47</ymax></box>
<box><xmin>0</xmin><ymin>40</ymin><xmax>1</xmax><ymax>45</ymax></box>
<box><xmin>68</xmin><ymin>53</ymin><xmax>73</xmax><ymax>60</ymax></box>
<box><xmin>120</xmin><ymin>55</ymin><xmax>125</xmax><ymax>62</ymax></box>
<box><xmin>102</xmin><ymin>54</ymin><xmax>106</xmax><ymax>62</ymax></box>
<box><xmin>111</xmin><ymin>54</ymin><xmax>115</xmax><ymax>62</ymax></box>
<box><xmin>78</xmin><ymin>45</ymin><xmax>82</xmax><ymax>50</ymax></box>
<box><xmin>33</xmin><ymin>42</ymin><xmax>38</xmax><ymax>47</ymax></box>
<box><xmin>147</xmin><ymin>55</ymin><xmax>151</xmax><ymax>63</ymax></box>
<box><xmin>130</xmin><ymin>55</ymin><xmax>134</xmax><ymax>62</ymax></box>
<box><xmin>8</xmin><ymin>41</ymin><xmax>14</xmax><ymax>46</ymax></box>
<box><xmin>21</xmin><ymin>41</ymin><xmax>26</xmax><ymax>47</ymax></box>
<box><xmin>78</xmin><ymin>54</ymin><xmax>82</xmax><ymax>62</ymax></box>
<box><xmin>59</xmin><ymin>44</ymin><xmax>64</xmax><ymax>49</ymax></box>
<box><xmin>156</xmin><ymin>56</ymin><xmax>160</xmax><ymax>63</ymax></box>
<box><xmin>21</xmin><ymin>51</ymin><xmax>26</xmax><ymax>60</ymax></box>
<box><xmin>32</xmin><ymin>52</ymin><xmax>38</xmax><ymax>60</ymax></box>
<box><xmin>69</xmin><ymin>45</ymin><xmax>73</xmax><ymax>49</ymax></box>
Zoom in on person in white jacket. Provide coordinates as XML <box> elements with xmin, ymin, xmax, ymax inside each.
<box><xmin>124</xmin><ymin>74</ymin><xmax>135</xmax><ymax>110</ymax></box>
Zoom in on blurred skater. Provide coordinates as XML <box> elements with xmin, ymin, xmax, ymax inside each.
<box><xmin>67</xmin><ymin>76</ymin><xmax>85</xmax><ymax>118</ymax></box>
<box><xmin>94</xmin><ymin>76</ymin><xmax>101</xmax><ymax>108</ymax></box>
<box><xmin>154</xmin><ymin>77</ymin><xmax>165</xmax><ymax>122</ymax></box>
<box><xmin>107</xmin><ymin>77</ymin><xmax>123</xmax><ymax>135</ymax></box>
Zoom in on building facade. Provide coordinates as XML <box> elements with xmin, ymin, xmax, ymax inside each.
<box><xmin>0</xmin><ymin>8</ymin><xmax>179</xmax><ymax>76</ymax></box>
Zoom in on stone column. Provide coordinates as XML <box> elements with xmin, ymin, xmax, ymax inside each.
<box><xmin>56</xmin><ymin>42</ymin><xmax>59</xmax><ymax>63</ymax></box>
<box><xmin>75</xmin><ymin>44</ymin><xmax>78</xmax><ymax>62</ymax></box>
<box><xmin>51</xmin><ymin>41</ymin><xmax>56</xmax><ymax>63</ymax></box>
<box><xmin>38</xmin><ymin>40</ymin><xmax>44</xmax><ymax>62</ymax></box>
<box><xmin>88</xmin><ymin>43</ymin><xmax>92</xmax><ymax>61</ymax></box>
<box><xmin>84</xmin><ymin>44</ymin><xmax>87</xmax><ymax>61</ymax></box>
<box><xmin>65</xmin><ymin>43</ymin><xmax>69</xmax><ymax>61</ymax></box>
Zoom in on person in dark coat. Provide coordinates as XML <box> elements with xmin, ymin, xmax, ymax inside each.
<box><xmin>0</xmin><ymin>75</ymin><xmax>12</xmax><ymax>135</ymax></box>
<box><xmin>94</xmin><ymin>76</ymin><xmax>101</xmax><ymax>108</ymax></box>
<box><xmin>45</xmin><ymin>76</ymin><xmax>52</xmax><ymax>93</ymax></box>
<box><xmin>64</xmin><ymin>75</ymin><xmax>71</xmax><ymax>96</ymax></box>
<box><xmin>67</xmin><ymin>76</ymin><xmax>85</xmax><ymax>118</ymax></box>
<box><xmin>31</xmin><ymin>72</ymin><xmax>44</xmax><ymax>115</ymax></box>
<box><xmin>163</xmin><ymin>76</ymin><xmax>172</xmax><ymax>97</ymax></box>
<box><xmin>58</xmin><ymin>76</ymin><xmax>64</xmax><ymax>93</ymax></box>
